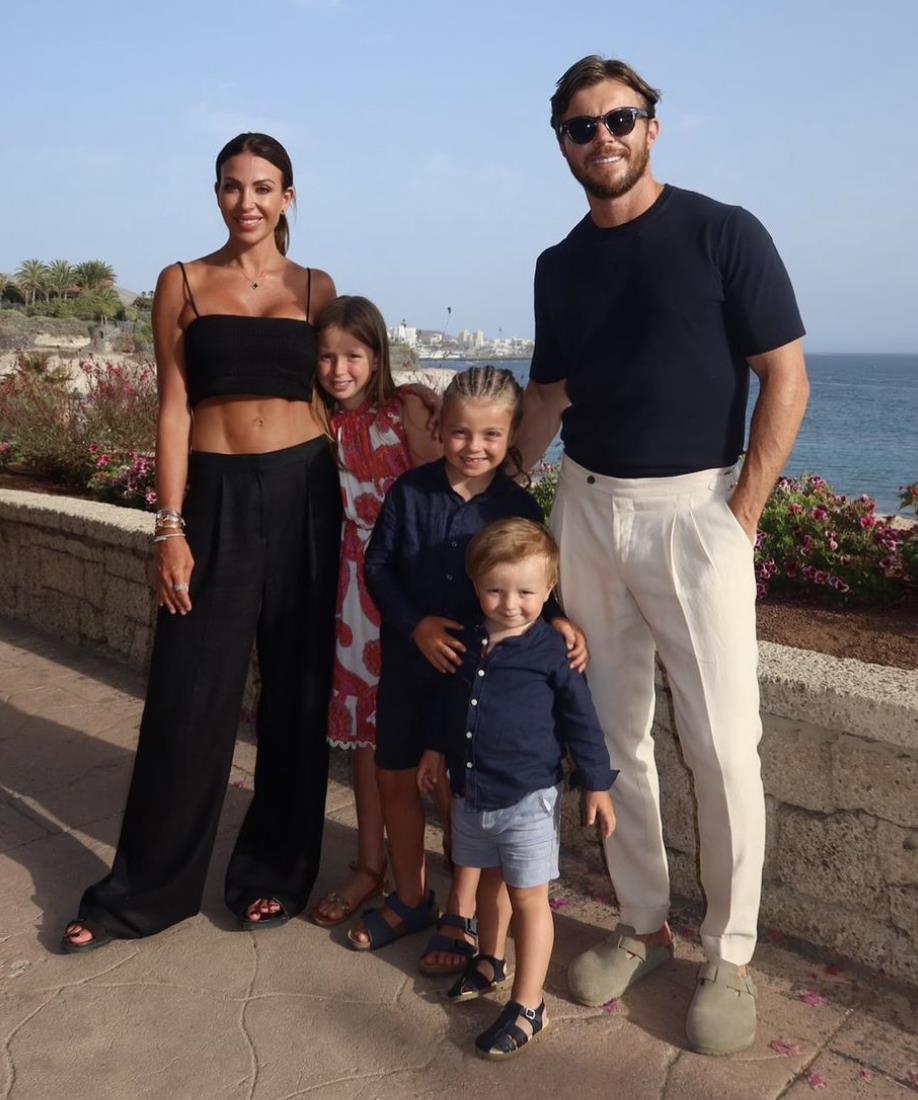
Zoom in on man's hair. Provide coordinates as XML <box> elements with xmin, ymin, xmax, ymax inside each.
<box><xmin>550</xmin><ymin>55</ymin><xmax>661</xmax><ymax>137</ymax></box>
<box><xmin>466</xmin><ymin>518</ymin><xmax>560</xmax><ymax>589</ymax></box>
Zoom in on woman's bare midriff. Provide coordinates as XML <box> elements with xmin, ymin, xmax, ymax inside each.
<box><xmin>190</xmin><ymin>395</ymin><xmax>325</xmax><ymax>454</ymax></box>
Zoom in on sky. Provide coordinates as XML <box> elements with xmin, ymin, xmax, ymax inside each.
<box><xmin>2</xmin><ymin>0</ymin><xmax>917</xmax><ymax>352</ymax></box>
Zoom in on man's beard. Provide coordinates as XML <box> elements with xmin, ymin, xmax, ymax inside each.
<box><xmin>567</xmin><ymin>141</ymin><xmax>650</xmax><ymax>201</ymax></box>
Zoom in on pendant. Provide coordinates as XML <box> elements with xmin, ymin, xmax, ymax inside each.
<box><xmin>251</xmin><ymin>282</ymin><xmax>259</xmax><ymax>290</ymax></box>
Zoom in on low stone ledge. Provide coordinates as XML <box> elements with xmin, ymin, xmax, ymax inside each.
<box><xmin>2</xmin><ymin>485</ymin><xmax>918</xmax><ymax>985</ymax></box>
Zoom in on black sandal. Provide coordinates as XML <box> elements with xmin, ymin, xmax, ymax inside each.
<box><xmin>239</xmin><ymin>897</ymin><xmax>290</xmax><ymax>931</ymax></box>
<box><xmin>60</xmin><ymin>919</ymin><xmax>114</xmax><ymax>955</ymax></box>
<box><xmin>447</xmin><ymin>953</ymin><xmax>513</xmax><ymax>1002</ymax></box>
<box><xmin>420</xmin><ymin>913</ymin><xmax>478</xmax><ymax>975</ymax></box>
<box><xmin>475</xmin><ymin>1000</ymin><xmax>548</xmax><ymax>1059</ymax></box>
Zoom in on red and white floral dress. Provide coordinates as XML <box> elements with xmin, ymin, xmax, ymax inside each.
<box><xmin>326</xmin><ymin>397</ymin><xmax>413</xmax><ymax>749</ymax></box>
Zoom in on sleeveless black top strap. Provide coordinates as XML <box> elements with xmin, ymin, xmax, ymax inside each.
<box><xmin>177</xmin><ymin>261</ymin><xmax>201</xmax><ymax>318</ymax></box>
<box><xmin>306</xmin><ymin>267</ymin><xmax>312</xmax><ymax>323</ymax></box>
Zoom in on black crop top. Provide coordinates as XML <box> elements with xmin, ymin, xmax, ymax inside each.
<box><xmin>178</xmin><ymin>262</ymin><xmax>317</xmax><ymax>408</ymax></box>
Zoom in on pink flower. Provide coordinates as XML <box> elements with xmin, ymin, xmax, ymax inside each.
<box><xmin>807</xmin><ymin>1072</ymin><xmax>827</xmax><ymax>1089</ymax></box>
<box><xmin>784</xmin><ymin>560</ymin><xmax>798</xmax><ymax>578</ymax></box>
<box><xmin>0</xmin><ymin>442</ymin><xmax>11</xmax><ymax>455</ymax></box>
<box><xmin>96</xmin><ymin>454</ymin><xmax>110</xmax><ymax>468</ymax></box>
<box><xmin>812</xmin><ymin>570</ymin><xmax>828</xmax><ymax>585</ymax></box>
<box><xmin>601</xmin><ymin>998</ymin><xmax>621</xmax><ymax>1015</ymax></box>
<box><xmin>860</xmin><ymin>514</ymin><xmax>877</xmax><ymax>529</ymax></box>
<box><xmin>88</xmin><ymin>442</ymin><xmax>99</xmax><ymax>454</ymax></box>
<box><xmin>799</xmin><ymin>990</ymin><xmax>827</xmax><ymax>1007</ymax></box>
<box><xmin>811</xmin><ymin>506</ymin><xmax>828</xmax><ymax>522</ymax></box>
<box><xmin>789</xmin><ymin>503</ymin><xmax>804</xmax><ymax>516</ymax></box>
<box><xmin>827</xmin><ymin>538</ymin><xmax>838</xmax><ymax>551</ymax></box>
<box><xmin>769</xmin><ymin>1039</ymin><xmax>801</xmax><ymax>1057</ymax></box>
<box><xmin>145</xmin><ymin>489</ymin><xmax>157</xmax><ymax>507</ymax></box>
<box><xmin>756</xmin><ymin>582</ymin><xmax>768</xmax><ymax>599</ymax></box>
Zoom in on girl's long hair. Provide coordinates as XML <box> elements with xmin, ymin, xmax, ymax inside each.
<box><xmin>312</xmin><ymin>295</ymin><xmax>396</xmax><ymax>447</ymax></box>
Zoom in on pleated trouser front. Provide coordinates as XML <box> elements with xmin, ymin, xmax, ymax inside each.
<box><xmin>552</xmin><ymin>455</ymin><xmax>765</xmax><ymax>966</ymax></box>
<box><xmin>80</xmin><ymin>437</ymin><xmax>342</xmax><ymax>938</ymax></box>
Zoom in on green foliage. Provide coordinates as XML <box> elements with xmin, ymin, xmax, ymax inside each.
<box><xmin>755</xmin><ymin>475</ymin><xmax>915</xmax><ymax>603</ymax></box>
<box><xmin>74</xmin><ymin>259</ymin><xmax>116</xmax><ymax>292</ymax></box>
<box><xmin>529</xmin><ymin>461</ymin><xmax>559</xmax><ymax>519</ymax></box>
<box><xmin>0</xmin><ymin>357</ymin><xmax>158</xmax><ymax>507</ymax></box>
<box><xmin>24</xmin><ymin>288</ymin><xmax>123</xmax><ymax>321</ymax></box>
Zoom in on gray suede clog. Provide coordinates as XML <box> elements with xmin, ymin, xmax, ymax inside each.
<box><xmin>567</xmin><ymin>924</ymin><xmax>674</xmax><ymax>1007</ymax></box>
<box><xmin>685</xmin><ymin>958</ymin><xmax>758</xmax><ymax>1056</ymax></box>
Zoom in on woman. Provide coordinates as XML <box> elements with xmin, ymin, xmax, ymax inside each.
<box><xmin>62</xmin><ymin>132</ymin><xmax>342</xmax><ymax>949</ymax></box>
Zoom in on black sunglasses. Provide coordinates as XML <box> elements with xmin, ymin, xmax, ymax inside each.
<box><xmin>558</xmin><ymin>107</ymin><xmax>651</xmax><ymax>145</ymax></box>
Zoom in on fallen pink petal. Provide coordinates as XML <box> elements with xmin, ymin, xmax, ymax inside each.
<box><xmin>548</xmin><ymin>897</ymin><xmax>570</xmax><ymax>911</ymax></box>
<box><xmin>765</xmin><ymin>930</ymin><xmax>785</xmax><ymax>944</ymax></box>
<box><xmin>824</xmin><ymin>963</ymin><xmax>844</xmax><ymax>976</ymax></box>
<box><xmin>601</xmin><ymin>998</ymin><xmax>621</xmax><ymax>1015</ymax></box>
<box><xmin>768</xmin><ymin>1039</ymin><xmax>801</xmax><ymax>1057</ymax></box>
<box><xmin>799</xmin><ymin>990</ymin><xmax>827</xmax><ymax>1007</ymax></box>
<box><xmin>807</xmin><ymin>1072</ymin><xmax>828</xmax><ymax>1089</ymax></box>
<box><xmin>857</xmin><ymin>1069</ymin><xmax>873</xmax><ymax>1082</ymax></box>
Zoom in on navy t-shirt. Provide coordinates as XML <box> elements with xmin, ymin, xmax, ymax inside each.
<box><xmin>530</xmin><ymin>185</ymin><xmax>805</xmax><ymax>477</ymax></box>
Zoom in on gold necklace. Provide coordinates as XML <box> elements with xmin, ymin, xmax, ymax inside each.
<box><xmin>230</xmin><ymin>261</ymin><xmax>272</xmax><ymax>291</ymax></box>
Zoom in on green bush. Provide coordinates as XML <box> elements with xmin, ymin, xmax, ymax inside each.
<box><xmin>0</xmin><ymin>356</ymin><xmax>158</xmax><ymax>506</ymax></box>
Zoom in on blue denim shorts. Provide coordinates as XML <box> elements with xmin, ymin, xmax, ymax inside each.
<box><xmin>451</xmin><ymin>785</ymin><xmax>561</xmax><ymax>888</ymax></box>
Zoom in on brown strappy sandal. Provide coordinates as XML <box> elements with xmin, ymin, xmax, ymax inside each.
<box><xmin>309</xmin><ymin>860</ymin><xmax>389</xmax><ymax>928</ymax></box>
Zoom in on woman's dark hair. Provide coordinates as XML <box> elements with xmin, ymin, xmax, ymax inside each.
<box><xmin>215</xmin><ymin>132</ymin><xmax>295</xmax><ymax>254</ymax></box>
<box><xmin>550</xmin><ymin>56</ymin><xmax>661</xmax><ymax>139</ymax></box>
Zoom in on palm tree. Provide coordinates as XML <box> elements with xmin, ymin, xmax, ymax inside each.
<box><xmin>74</xmin><ymin>260</ymin><xmax>116</xmax><ymax>294</ymax></box>
<box><xmin>47</xmin><ymin>259</ymin><xmax>76</xmax><ymax>300</ymax></box>
<box><xmin>15</xmin><ymin>259</ymin><xmax>49</xmax><ymax>306</ymax></box>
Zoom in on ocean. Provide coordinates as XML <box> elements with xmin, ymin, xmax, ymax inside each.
<box><xmin>420</xmin><ymin>353</ymin><xmax>918</xmax><ymax>515</ymax></box>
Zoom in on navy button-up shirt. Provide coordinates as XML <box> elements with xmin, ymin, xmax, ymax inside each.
<box><xmin>429</xmin><ymin>618</ymin><xmax>618</xmax><ymax>811</ymax></box>
<box><xmin>365</xmin><ymin>459</ymin><xmax>546</xmax><ymax>642</ymax></box>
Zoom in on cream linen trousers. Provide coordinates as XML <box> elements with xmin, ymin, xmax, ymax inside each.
<box><xmin>552</xmin><ymin>455</ymin><xmax>765</xmax><ymax>966</ymax></box>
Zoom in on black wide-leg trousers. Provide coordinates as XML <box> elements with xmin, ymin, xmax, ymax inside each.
<box><xmin>80</xmin><ymin>438</ymin><xmax>342</xmax><ymax>938</ymax></box>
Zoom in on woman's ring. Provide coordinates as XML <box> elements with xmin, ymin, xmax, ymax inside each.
<box><xmin>172</xmin><ymin>582</ymin><xmax>189</xmax><ymax>593</ymax></box>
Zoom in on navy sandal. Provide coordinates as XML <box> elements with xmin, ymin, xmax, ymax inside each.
<box><xmin>447</xmin><ymin>954</ymin><xmax>513</xmax><ymax>1002</ymax></box>
<box><xmin>420</xmin><ymin>913</ymin><xmax>478</xmax><ymax>975</ymax></box>
<box><xmin>61</xmin><ymin>918</ymin><xmax>114</xmax><ymax>955</ymax></box>
<box><xmin>347</xmin><ymin>890</ymin><xmax>437</xmax><ymax>951</ymax></box>
<box><xmin>475</xmin><ymin>1000</ymin><xmax>549</xmax><ymax>1059</ymax></box>
<box><xmin>239</xmin><ymin>897</ymin><xmax>290</xmax><ymax>931</ymax></box>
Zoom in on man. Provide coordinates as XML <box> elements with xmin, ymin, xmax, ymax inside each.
<box><xmin>518</xmin><ymin>56</ymin><xmax>809</xmax><ymax>1055</ymax></box>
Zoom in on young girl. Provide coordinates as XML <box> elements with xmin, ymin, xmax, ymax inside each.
<box><xmin>351</xmin><ymin>366</ymin><xmax>586</xmax><ymax>970</ymax></box>
<box><xmin>308</xmin><ymin>296</ymin><xmax>442</xmax><ymax>928</ymax></box>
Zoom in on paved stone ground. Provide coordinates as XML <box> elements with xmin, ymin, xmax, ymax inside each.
<box><xmin>1</xmin><ymin>616</ymin><xmax>916</xmax><ymax>1100</ymax></box>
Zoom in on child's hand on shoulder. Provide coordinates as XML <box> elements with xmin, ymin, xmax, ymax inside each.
<box><xmin>550</xmin><ymin>616</ymin><xmax>589</xmax><ymax>673</ymax></box>
<box><xmin>411</xmin><ymin>616</ymin><xmax>466</xmax><ymax>673</ymax></box>
<box><xmin>583</xmin><ymin>790</ymin><xmax>616</xmax><ymax>838</ymax></box>
<box><xmin>417</xmin><ymin>750</ymin><xmax>445</xmax><ymax>793</ymax></box>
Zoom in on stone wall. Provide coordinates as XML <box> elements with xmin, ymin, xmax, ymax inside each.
<box><xmin>2</xmin><ymin>486</ymin><xmax>917</xmax><ymax>983</ymax></box>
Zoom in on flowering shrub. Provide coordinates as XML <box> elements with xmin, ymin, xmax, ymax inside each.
<box><xmin>86</xmin><ymin>449</ymin><xmax>156</xmax><ymax>508</ymax></box>
<box><xmin>0</xmin><ymin>355</ymin><xmax>158</xmax><ymax>508</ymax></box>
<box><xmin>530</xmin><ymin>460</ymin><xmax>559</xmax><ymax>518</ymax></box>
<box><xmin>528</xmin><ymin>468</ymin><xmax>916</xmax><ymax>604</ymax></box>
<box><xmin>755</xmin><ymin>475</ymin><xmax>915</xmax><ymax>603</ymax></box>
